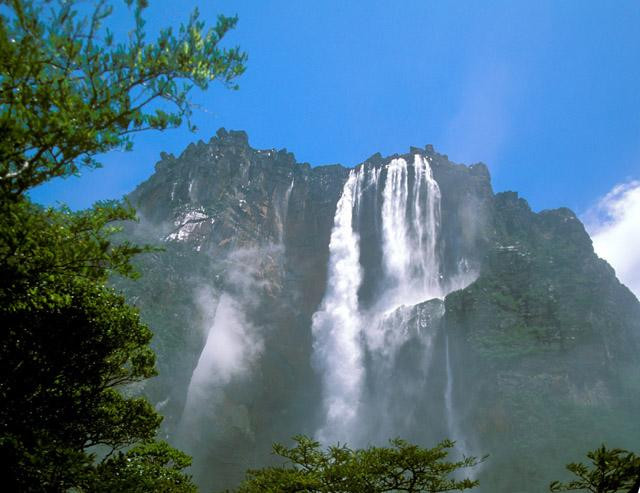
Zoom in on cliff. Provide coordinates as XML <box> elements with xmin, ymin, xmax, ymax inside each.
<box><xmin>116</xmin><ymin>129</ymin><xmax>640</xmax><ymax>492</ymax></box>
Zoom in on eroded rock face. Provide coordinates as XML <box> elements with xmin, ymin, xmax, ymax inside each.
<box><xmin>117</xmin><ymin>129</ymin><xmax>640</xmax><ymax>492</ymax></box>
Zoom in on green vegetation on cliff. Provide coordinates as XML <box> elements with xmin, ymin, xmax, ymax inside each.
<box><xmin>444</xmin><ymin>191</ymin><xmax>640</xmax><ymax>491</ymax></box>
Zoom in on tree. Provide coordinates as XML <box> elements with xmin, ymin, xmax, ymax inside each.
<box><xmin>230</xmin><ymin>435</ymin><xmax>483</xmax><ymax>493</ymax></box>
<box><xmin>0</xmin><ymin>0</ymin><xmax>246</xmax><ymax>490</ymax></box>
<box><xmin>0</xmin><ymin>0</ymin><xmax>246</xmax><ymax>195</ymax></box>
<box><xmin>85</xmin><ymin>441</ymin><xmax>198</xmax><ymax>492</ymax></box>
<box><xmin>550</xmin><ymin>445</ymin><xmax>640</xmax><ymax>493</ymax></box>
<box><xmin>0</xmin><ymin>198</ymin><xmax>166</xmax><ymax>490</ymax></box>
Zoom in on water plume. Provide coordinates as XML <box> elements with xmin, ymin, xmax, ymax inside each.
<box><xmin>311</xmin><ymin>169</ymin><xmax>364</xmax><ymax>443</ymax></box>
<box><xmin>381</xmin><ymin>155</ymin><xmax>442</xmax><ymax>308</ymax></box>
<box><xmin>311</xmin><ymin>153</ymin><xmax>478</xmax><ymax>446</ymax></box>
<box><xmin>180</xmin><ymin>293</ymin><xmax>262</xmax><ymax>433</ymax></box>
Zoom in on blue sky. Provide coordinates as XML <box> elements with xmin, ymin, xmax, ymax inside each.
<box><xmin>31</xmin><ymin>0</ymin><xmax>640</xmax><ymax>216</ymax></box>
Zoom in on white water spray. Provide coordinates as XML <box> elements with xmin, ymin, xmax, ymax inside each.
<box><xmin>381</xmin><ymin>158</ymin><xmax>410</xmax><ymax>288</ymax></box>
<box><xmin>277</xmin><ymin>177</ymin><xmax>294</xmax><ymax>242</ymax></box>
<box><xmin>381</xmin><ymin>155</ymin><xmax>442</xmax><ymax>308</ymax></box>
<box><xmin>180</xmin><ymin>294</ymin><xmax>262</xmax><ymax>434</ymax></box>
<box><xmin>413</xmin><ymin>154</ymin><xmax>442</xmax><ymax>296</ymax></box>
<box><xmin>312</xmin><ymin>155</ymin><xmax>474</xmax><ymax>445</ymax></box>
<box><xmin>311</xmin><ymin>169</ymin><xmax>364</xmax><ymax>443</ymax></box>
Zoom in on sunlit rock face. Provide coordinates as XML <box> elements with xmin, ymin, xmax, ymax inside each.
<box><xmin>117</xmin><ymin>129</ymin><xmax>640</xmax><ymax>493</ymax></box>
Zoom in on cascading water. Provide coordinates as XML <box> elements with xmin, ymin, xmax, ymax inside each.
<box><xmin>366</xmin><ymin>155</ymin><xmax>443</xmax><ymax>361</ymax></box>
<box><xmin>277</xmin><ymin>177</ymin><xmax>294</xmax><ymax>242</ymax></box>
<box><xmin>413</xmin><ymin>154</ymin><xmax>442</xmax><ymax>296</ymax></box>
<box><xmin>312</xmin><ymin>153</ymin><xmax>474</xmax><ymax>446</ymax></box>
<box><xmin>381</xmin><ymin>158</ymin><xmax>411</xmax><ymax>292</ymax></box>
<box><xmin>381</xmin><ymin>155</ymin><xmax>442</xmax><ymax>308</ymax></box>
<box><xmin>311</xmin><ymin>169</ymin><xmax>364</xmax><ymax>443</ymax></box>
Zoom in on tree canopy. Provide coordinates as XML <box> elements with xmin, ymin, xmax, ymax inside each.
<box><xmin>0</xmin><ymin>184</ymin><xmax>209</xmax><ymax>492</ymax></box>
<box><xmin>0</xmin><ymin>0</ymin><xmax>246</xmax><ymax>195</ymax></box>
<box><xmin>230</xmin><ymin>435</ymin><xmax>483</xmax><ymax>493</ymax></box>
<box><xmin>0</xmin><ymin>0</ymin><xmax>246</xmax><ymax>490</ymax></box>
<box><xmin>550</xmin><ymin>445</ymin><xmax>640</xmax><ymax>493</ymax></box>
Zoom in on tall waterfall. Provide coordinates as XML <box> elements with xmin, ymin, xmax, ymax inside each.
<box><xmin>381</xmin><ymin>155</ymin><xmax>442</xmax><ymax>308</ymax></box>
<box><xmin>312</xmin><ymin>154</ymin><xmax>457</xmax><ymax>444</ymax></box>
<box><xmin>366</xmin><ymin>155</ymin><xmax>444</xmax><ymax>358</ymax></box>
<box><xmin>311</xmin><ymin>170</ymin><xmax>364</xmax><ymax>443</ymax></box>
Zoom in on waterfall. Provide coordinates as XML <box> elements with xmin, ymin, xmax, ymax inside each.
<box><xmin>381</xmin><ymin>155</ymin><xmax>442</xmax><ymax>308</ymax></box>
<box><xmin>354</xmin><ymin>164</ymin><xmax>366</xmax><ymax>220</ymax></box>
<box><xmin>413</xmin><ymin>154</ymin><xmax>442</xmax><ymax>296</ymax></box>
<box><xmin>381</xmin><ymin>158</ymin><xmax>410</xmax><ymax>291</ymax></box>
<box><xmin>279</xmin><ymin>177</ymin><xmax>294</xmax><ymax>242</ymax></box>
<box><xmin>312</xmin><ymin>154</ymin><xmax>470</xmax><ymax>446</ymax></box>
<box><xmin>311</xmin><ymin>169</ymin><xmax>364</xmax><ymax>443</ymax></box>
<box><xmin>371</xmin><ymin>166</ymin><xmax>382</xmax><ymax>234</ymax></box>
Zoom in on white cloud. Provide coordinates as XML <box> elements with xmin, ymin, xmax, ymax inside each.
<box><xmin>584</xmin><ymin>180</ymin><xmax>640</xmax><ymax>299</ymax></box>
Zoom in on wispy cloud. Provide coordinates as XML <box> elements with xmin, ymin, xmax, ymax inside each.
<box><xmin>584</xmin><ymin>180</ymin><xmax>640</xmax><ymax>299</ymax></box>
<box><xmin>442</xmin><ymin>61</ymin><xmax>514</xmax><ymax>166</ymax></box>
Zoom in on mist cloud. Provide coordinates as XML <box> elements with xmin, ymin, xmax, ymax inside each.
<box><xmin>584</xmin><ymin>180</ymin><xmax>640</xmax><ymax>299</ymax></box>
<box><xmin>178</xmin><ymin>245</ymin><xmax>283</xmax><ymax>442</ymax></box>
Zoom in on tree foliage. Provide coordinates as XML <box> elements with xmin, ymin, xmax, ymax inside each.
<box><xmin>0</xmin><ymin>197</ymin><xmax>193</xmax><ymax>491</ymax></box>
<box><xmin>0</xmin><ymin>0</ymin><xmax>246</xmax><ymax>490</ymax></box>
<box><xmin>550</xmin><ymin>445</ymin><xmax>640</xmax><ymax>493</ymax></box>
<box><xmin>0</xmin><ymin>0</ymin><xmax>246</xmax><ymax>195</ymax></box>
<box><xmin>230</xmin><ymin>435</ymin><xmax>482</xmax><ymax>493</ymax></box>
<box><xmin>85</xmin><ymin>441</ymin><xmax>198</xmax><ymax>492</ymax></box>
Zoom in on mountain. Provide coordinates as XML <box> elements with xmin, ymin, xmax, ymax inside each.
<box><xmin>116</xmin><ymin>128</ymin><xmax>640</xmax><ymax>492</ymax></box>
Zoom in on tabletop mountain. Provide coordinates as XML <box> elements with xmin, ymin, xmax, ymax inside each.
<box><xmin>116</xmin><ymin>129</ymin><xmax>640</xmax><ymax>492</ymax></box>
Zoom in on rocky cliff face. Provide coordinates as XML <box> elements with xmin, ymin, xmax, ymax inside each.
<box><xmin>117</xmin><ymin>129</ymin><xmax>640</xmax><ymax>492</ymax></box>
<box><xmin>446</xmin><ymin>192</ymin><xmax>640</xmax><ymax>491</ymax></box>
